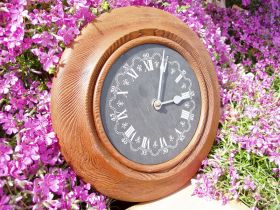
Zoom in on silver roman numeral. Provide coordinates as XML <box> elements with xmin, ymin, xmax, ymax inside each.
<box><xmin>182</xmin><ymin>91</ymin><xmax>194</xmax><ymax>99</ymax></box>
<box><xmin>181</xmin><ymin>110</ymin><xmax>194</xmax><ymax>120</ymax></box>
<box><xmin>126</xmin><ymin>68</ymin><xmax>139</xmax><ymax>80</ymax></box>
<box><xmin>175</xmin><ymin>128</ymin><xmax>182</xmax><ymax>135</ymax></box>
<box><xmin>117</xmin><ymin>91</ymin><xmax>128</xmax><ymax>97</ymax></box>
<box><xmin>175</xmin><ymin>74</ymin><xmax>183</xmax><ymax>83</ymax></box>
<box><xmin>110</xmin><ymin>109</ymin><xmax>128</xmax><ymax>121</ymax></box>
<box><xmin>159</xmin><ymin>137</ymin><xmax>167</xmax><ymax>148</ymax></box>
<box><xmin>141</xmin><ymin>137</ymin><xmax>150</xmax><ymax>149</ymax></box>
<box><xmin>125</xmin><ymin>125</ymin><xmax>136</xmax><ymax>141</ymax></box>
<box><xmin>143</xmin><ymin>59</ymin><xmax>154</xmax><ymax>71</ymax></box>
<box><xmin>181</xmin><ymin>110</ymin><xmax>190</xmax><ymax>120</ymax></box>
<box><xmin>117</xmin><ymin>109</ymin><xmax>128</xmax><ymax>120</ymax></box>
<box><xmin>175</xmin><ymin>128</ymin><xmax>185</xmax><ymax>141</ymax></box>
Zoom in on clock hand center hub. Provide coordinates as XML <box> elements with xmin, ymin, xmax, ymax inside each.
<box><xmin>152</xmin><ymin>99</ymin><xmax>162</xmax><ymax>111</ymax></box>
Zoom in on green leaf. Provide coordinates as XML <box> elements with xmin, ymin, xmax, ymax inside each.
<box><xmin>48</xmin><ymin>66</ymin><xmax>56</xmax><ymax>75</ymax></box>
<box><xmin>101</xmin><ymin>0</ymin><xmax>110</xmax><ymax>12</ymax></box>
<box><xmin>272</xmin><ymin>75</ymin><xmax>280</xmax><ymax>97</ymax></box>
<box><xmin>177</xmin><ymin>5</ymin><xmax>190</xmax><ymax>13</ymax></box>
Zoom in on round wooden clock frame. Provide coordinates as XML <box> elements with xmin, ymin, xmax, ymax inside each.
<box><xmin>51</xmin><ymin>7</ymin><xmax>220</xmax><ymax>202</ymax></box>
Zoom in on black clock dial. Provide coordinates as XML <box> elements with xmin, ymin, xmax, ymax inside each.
<box><xmin>100</xmin><ymin>44</ymin><xmax>201</xmax><ymax>164</ymax></box>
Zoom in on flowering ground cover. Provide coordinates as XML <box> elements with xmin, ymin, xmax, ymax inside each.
<box><xmin>0</xmin><ymin>0</ymin><xmax>279</xmax><ymax>209</ymax></box>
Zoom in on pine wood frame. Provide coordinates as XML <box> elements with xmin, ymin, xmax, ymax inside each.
<box><xmin>51</xmin><ymin>6</ymin><xmax>220</xmax><ymax>202</ymax></box>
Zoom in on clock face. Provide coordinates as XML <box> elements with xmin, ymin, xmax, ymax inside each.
<box><xmin>100</xmin><ymin>44</ymin><xmax>201</xmax><ymax>165</ymax></box>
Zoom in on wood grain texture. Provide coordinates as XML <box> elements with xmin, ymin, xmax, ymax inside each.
<box><xmin>51</xmin><ymin>6</ymin><xmax>220</xmax><ymax>202</ymax></box>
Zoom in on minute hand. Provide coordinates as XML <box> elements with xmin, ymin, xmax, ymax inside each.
<box><xmin>157</xmin><ymin>50</ymin><xmax>169</xmax><ymax>101</ymax></box>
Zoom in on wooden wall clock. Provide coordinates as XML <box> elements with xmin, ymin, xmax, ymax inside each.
<box><xmin>51</xmin><ymin>6</ymin><xmax>220</xmax><ymax>202</ymax></box>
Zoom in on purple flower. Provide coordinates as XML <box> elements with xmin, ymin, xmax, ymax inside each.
<box><xmin>57</xmin><ymin>26</ymin><xmax>80</xmax><ymax>45</ymax></box>
<box><xmin>0</xmin><ymin>0</ymin><xmax>279</xmax><ymax>209</ymax></box>
<box><xmin>31</xmin><ymin>48</ymin><xmax>60</xmax><ymax>71</ymax></box>
<box><xmin>87</xmin><ymin>193</ymin><xmax>107</xmax><ymax>210</ymax></box>
<box><xmin>0</xmin><ymin>142</ymin><xmax>12</xmax><ymax>177</ymax></box>
<box><xmin>242</xmin><ymin>0</ymin><xmax>251</xmax><ymax>6</ymax></box>
<box><xmin>0</xmin><ymin>113</ymin><xmax>18</xmax><ymax>135</ymax></box>
<box><xmin>243</xmin><ymin>176</ymin><xmax>256</xmax><ymax>190</ymax></box>
<box><xmin>0</xmin><ymin>195</ymin><xmax>13</xmax><ymax>210</ymax></box>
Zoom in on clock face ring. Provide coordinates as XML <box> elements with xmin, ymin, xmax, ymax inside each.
<box><xmin>93</xmin><ymin>36</ymin><xmax>209</xmax><ymax>172</ymax></box>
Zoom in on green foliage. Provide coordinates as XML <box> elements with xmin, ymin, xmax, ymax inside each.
<box><xmin>101</xmin><ymin>0</ymin><xmax>110</xmax><ymax>12</ymax></box>
<box><xmin>235</xmin><ymin>116</ymin><xmax>253</xmax><ymax>135</ymax></box>
<box><xmin>234</xmin><ymin>149</ymin><xmax>279</xmax><ymax>209</ymax></box>
<box><xmin>206</xmin><ymin>132</ymin><xmax>279</xmax><ymax>209</ymax></box>
<box><xmin>201</xmin><ymin>95</ymin><xmax>280</xmax><ymax>209</ymax></box>
<box><xmin>176</xmin><ymin>5</ymin><xmax>190</xmax><ymax>13</ymax></box>
<box><xmin>272</xmin><ymin>75</ymin><xmax>280</xmax><ymax>97</ymax></box>
<box><xmin>14</xmin><ymin>50</ymin><xmax>51</xmax><ymax>88</ymax></box>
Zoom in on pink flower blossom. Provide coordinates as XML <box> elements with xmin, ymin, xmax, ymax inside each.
<box><xmin>0</xmin><ymin>0</ymin><xmax>279</xmax><ymax>209</ymax></box>
<box><xmin>242</xmin><ymin>0</ymin><xmax>251</xmax><ymax>6</ymax></box>
<box><xmin>243</xmin><ymin>176</ymin><xmax>256</xmax><ymax>190</ymax></box>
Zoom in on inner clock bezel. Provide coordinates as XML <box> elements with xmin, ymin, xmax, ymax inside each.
<box><xmin>93</xmin><ymin>36</ymin><xmax>208</xmax><ymax>173</ymax></box>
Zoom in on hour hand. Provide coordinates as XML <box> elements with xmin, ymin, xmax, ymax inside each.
<box><xmin>161</xmin><ymin>91</ymin><xmax>194</xmax><ymax>106</ymax></box>
<box><xmin>161</xmin><ymin>95</ymin><xmax>182</xmax><ymax>105</ymax></box>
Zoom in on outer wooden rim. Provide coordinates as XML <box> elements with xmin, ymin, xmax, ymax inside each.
<box><xmin>51</xmin><ymin>6</ymin><xmax>220</xmax><ymax>202</ymax></box>
<box><xmin>93</xmin><ymin>36</ymin><xmax>208</xmax><ymax>172</ymax></box>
